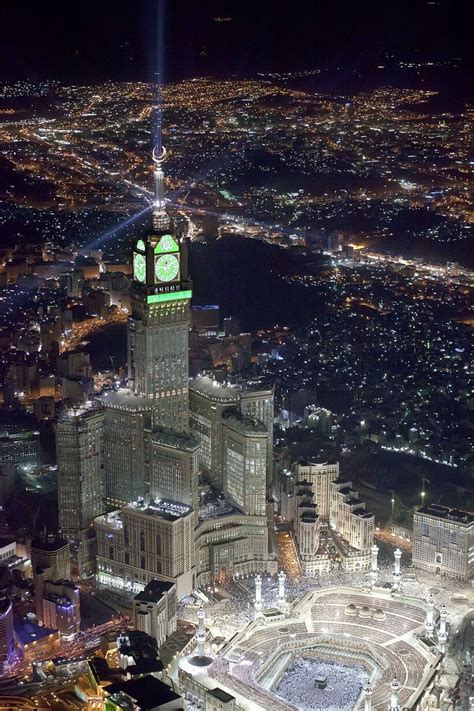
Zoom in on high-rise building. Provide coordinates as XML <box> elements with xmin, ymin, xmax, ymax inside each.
<box><xmin>412</xmin><ymin>504</ymin><xmax>473</xmax><ymax>580</ymax></box>
<box><xmin>56</xmin><ymin>402</ymin><xmax>104</xmax><ymax>577</ymax></box>
<box><xmin>101</xmin><ymin>389</ymin><xmax>153</xmax><ymax>507</ymax></box>
<box><xmin>329</xmin><ymin>478</ymin><xmax>374</xmax><ymax>554</ymax></box>
<box><xmin>294</xmin><ymin>480</ymin><xmax>321</xmax><ymax>561</ymax></box>
<box><xmin>222</xmin><ymin>411</ymin><xmax>268</xmax><ymax>517</ymax></box>
<box><xmin>95</xmin><ymin>500</ymin><xmax>195</xmax><ymax>598</ymax></box>
<box><xmin>189</xmin><ymin>376</ymin><xmax>240</xmax><ymax>489</ymax></box>
<box><xmin>195</xmin><ymin>512</ymin><xmax>270</xmax><ymax>586</ymax></box>
<box><xmin>0</xmin><ymin>427</ymin><xmax>40</xmax><ymax>467</ymax></box>
<box><xmin>291</xmin><ymin>461</ymin><xmax>339</xmax><ymax>520</ymax></box>
<box><xmin>30</xmin><ymin>533</ymin><xmax>70</xmax><ymax>620</ymax></box>
<box><xmin>149</xmin><ymin>427</ymin><xmax>200</xmax><ymax>511</ymax></box>
<box><xmin>290</xmin><ymin>465</ymin><xmax>373</xmax><ymax>574</ymax></box>
<box><xmin>127</xmin><ymin>150</ymin><xmax>192</xmax><ymax>431</ymax></box>
<box><xmin>42</xmin><ymin>580</ymin><xmax>80</xmax><ymax>637</ymax></box>
<box><xmin>0</xmin><ymin>598</ymin><xmax>14</xmax><ymax>671</ymax></box>
<box><xmin>240</xmin><ymin>379</ymin><xmax>274</xmax><ymax>485</ymax></box>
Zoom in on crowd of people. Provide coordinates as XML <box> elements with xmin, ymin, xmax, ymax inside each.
<box><xmin>274</xmin><ymin>657</ymin><xmax>367</xmax><ymax>711</ymax></box>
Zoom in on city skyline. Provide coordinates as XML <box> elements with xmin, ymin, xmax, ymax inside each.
<box><xmin>0</xmin><ymin>2</ymin><xmax>471</xmax><ymax>709</ymax></box>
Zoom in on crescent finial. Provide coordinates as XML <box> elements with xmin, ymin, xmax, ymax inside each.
<box><xmin>152</xmin><ymin>145</ymin><xmax>167</xmax><ymax>167</ymax></box>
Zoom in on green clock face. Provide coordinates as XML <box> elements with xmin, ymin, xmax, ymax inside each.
<box><xmin>133</xmin><ymin>252</ymin><xmax>146</xmax><ymax>283</ymax></box>
<box><xmin>155</xmin><ymin>254</ymin><xmax>180</xmax><ymax>283</ymax></box>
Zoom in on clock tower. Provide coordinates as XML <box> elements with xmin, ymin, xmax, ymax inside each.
<box><xmin>128</xmin><ymin>148</ymin><xmax>192</xmax><ymax>431</ymax></box>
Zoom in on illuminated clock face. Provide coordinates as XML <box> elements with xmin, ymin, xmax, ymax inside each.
<box><xmin>155</xmin><ymin>254</ymin><xmax>179</xmax><ymax>282</ymax></box>
<box><xmin>133</xmin><ymin>252</ymin><xmax>146</xmax><ymax>283</ymax></box>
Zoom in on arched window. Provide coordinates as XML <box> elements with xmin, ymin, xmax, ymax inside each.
<box><xmin>139</xmin><ymin>529</ymin><xmax>145</xmax><ymax>551</ymax></box>
<box><xmin>156</xmin><ymin>533</ymin><xmax>161</xmax><ymax>556</ymax></box>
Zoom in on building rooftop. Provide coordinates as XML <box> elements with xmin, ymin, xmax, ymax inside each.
<box><xmin>14</xmin><ymin>616</ymin><xmax>57</xmax><ymax>646</ymax></box>
<box><xmin>190</xmin><ymin>375</ymin><xmax>240</xmax><ymax>403</ymax></box>
<box><xmin>208</xmin><ymin>687</ymin><xmax>235</xmax><ymax>703</ymax></box>
<box><xmin>151</xmin><ymin>426</ymin><xmax>200</xmax><ymax>452</ymax></box>
<box><xmin>101</xmin><ymin>388</ymin><xmax>153</xmax><ymax>411</ymax></box>
<box><xmin>222</xmin><ymin>409</ymin><xmax>268</xmax><ymax>435</ymax></box>
<box><xmin>31</xmin><ymin>533</ymin><xmax>68</xmax><ymax>552</ymax></box>
<box><xmin>417</xmin><ymin>504</ymin><xmax>473</xmax><ymax>525</ymax></box>
<box><xmin>58</xmin><ymin>399</ymin><xmax>103</xmax><ymax>422</ymax></box>
<box><xmin>134</xmin><ymin>579</ymin><xmax>175</xmax><ymax>604</ymax></box>
<box><xmin>128</xmin><ymin>499</ymin><xmax>191</xmax><ymax>522</ymax></box>
<box><xmin>106</xmin><ymin>675</ymin><xmax>181</xmax><ymax>709</ymax></box>
<box><xmin>296</xmin><ymin>459</ymin><xmax>339</xmax><ymax>467</ymax></box>
<box><xmin>352</xmin><ymin>509</ymin><xmax>374</xmax><ymax>519</ymax></box>
<box><xmin>240</xmin><ymin>377</ymin><xmax>274</xmax><ymax>395</ymax></box>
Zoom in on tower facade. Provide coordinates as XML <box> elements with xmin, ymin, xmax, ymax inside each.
<box><xmin>149</xmin><ymin>427</ymin><xmax>200</xmax><ymax>511</ymax></box>
<box><xmin>56</xmin><ymin>402</ymin><xmax>104</xmax><ymax>577</ymax></box>
<box><xmin>101</xmin><ymin>389</ymin><xmax>153</xmax><ymax>507</ymax></box>
<box><xmin>222</xmin><ymin>410</ymin><xmax>268</xmax><ymax>517</ymax></box>
<box><xmin>127</xmin><ymin>150</ymin><xmax>192</xmax><ymax>431</ymax></box>
<box><xmin>57</xmin><ymin>403</ymin><xmax>105</xmax><ymax>534</ymax></box>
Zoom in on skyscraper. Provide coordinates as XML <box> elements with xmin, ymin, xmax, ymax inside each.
<box><xmin>222</xmin><ymin>410</ymin><xmax>268</xmax><ymax>517</ymax></box>
<box><xmin>101</xmin><ymin>389</ymin><xmax>153</xmax><ymax>507</ymax></box>
<box><xmin>0</xmin><ymin>599</ymin><xmax>14</xmax><ymax>671</ymax></box>
<box><xmin>240</xmin><ymin>379</ymin><xmax>275</xmax><ymax>485</ymax></box>
<box><xmin>412</xmin><ymin>504</ymin><xmax>473</xmax><ymax>579</ymax></box>
<box><xmin>30</xmin><ymin>532</ymin><xmax>70</xmax><ymax>620</ymax></box>
<box><xmin>56</xmin><ymin>402</ymin><xmax>104</xmax><ymax>576</ymax></box>
<box><xmin>127</xmin><ymin>149</ymin><xmax>192</xmax><ymax>431</ymax></box>
<box><xmin>189</xmin><ymin>376</ymin><xmax>240</xmax><ymax>488</ymax></box>
<box><xmin>149</xmin><ymin>427</ymin><xmax>200</xmax><ymax>511</ymax></box>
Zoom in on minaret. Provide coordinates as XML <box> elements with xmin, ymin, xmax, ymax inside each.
<box><xmin>390</xmin><ymin>677</ymin><xmax>400</xmax><ymax>711</ymax></box>
<box><xmin>438</xmin><ymin>604</ymin><xmax>448</xmax><ymax>653</ymax></box>
<box><xmin>425</xmin><ymin>592</ymin><xmax>435</xmax><ymax>638</ymax></box>
<box><xmin>363</xmin><ymin>682</ymin><xmax>373</xmax><ymax>711</ymax></box>
<box><xmin>254</xmin><ymin>574</ymin><xmax>263</xmax><ymax>618</ymax></box>
<box><xmin>128</xmin><ymin>147</ymin><xmax>192</xmax><ymax>431</ymax></box>
<box><xmin>196</xmin><ymin>605</ymin><xmax>206</xmax><ymax>658</ymax></box>
<box><xmin>370</xmin><ymin>544</ymin><xmax>379</xmax><ymax>587</ymax></box>
<box><xmin>278</xmin><ymin>571</ymin><xmax>286</xmax><ymax>605</ymax></box>
<box><xmin>392</xmin><ymin>548</ymin><xmax>402</xmax><ymax>591</ymax></box>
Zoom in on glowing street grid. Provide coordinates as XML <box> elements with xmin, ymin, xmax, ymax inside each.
<box><xmin>274</xmin><ymin>657</ymin><xmax>368</xmax><ymax>711</ymax></box>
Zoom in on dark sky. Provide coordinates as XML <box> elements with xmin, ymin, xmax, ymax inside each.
<box><xmin>0</xmin><ymin>0</ymin><xmax>470</xmax><ymax>83</ymax></box>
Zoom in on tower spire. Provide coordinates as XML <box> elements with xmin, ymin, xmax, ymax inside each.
<box><xmin>152</xmin><ymin>146</ymin><xmax>170</xmax><ymax>231</ymax></box>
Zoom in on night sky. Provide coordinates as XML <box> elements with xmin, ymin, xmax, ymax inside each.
<box><xmin>0</xmin><ymin>0</ymin><xmax>471</xmax><ymax>83</ymax></box>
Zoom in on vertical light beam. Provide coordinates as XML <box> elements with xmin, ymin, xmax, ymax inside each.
<box><xmin>155</xmin><ymin>0</ymin><xmax>166</xmax><ymax>156</ymax></box>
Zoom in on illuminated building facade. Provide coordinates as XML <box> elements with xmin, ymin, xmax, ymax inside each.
<box><xmin>240</xmin><ymin>380</ymin><xmax>275</xmax><ymax>485</ymax></box>
<box><xmin>189</xmin><ymin>376</ymin><xmax>240</xmax><ymax>489</ymax></box>
<box><xmin>42</xmin><ymin>580</ymin><xmax>81</xmax><ymax>637</ymax></box>
<box><xmin>195</xmin><ymin>512</ymin><xmax>270</xmax><ymax>586</ymax></box>
<box><xmin>101</xmin><ymin>389</ymin><xmax>153</xmax><ymax>507</ymax></box>
<box><xmin>56</xmin><ymin>402</ymin><xmax>105</xmax><ymax>577</ymax></box>
<box><xmin>292</xmin><ymin>461</ymin><xmax>339</xmax><ymax>520</ymax></box>
<box><xmin>222</xmin><ymin>411</ymin><xmax>268</xmax><ymax>517</ymax></box>
<box><xmin>95</xmin><ymin>500</ymin><xmax>195</xmax><ymax>598</ymax></box>
<box><xmin>30</xmin><ymin>533</ymin><xmax>70</xmax><ymax>620</ymax></box>
<box><xmin>329</xmin><ymin>478</ymin><xmax>374</xmax><ymax>565</ymax></box>
<box><xmin>290</xmin><ymin>464</ymin><xmax>374</xmax><ymax>574</ymax></box>
<box><xmin>0</xmin><ymin>599</ymin><xmax>14</xmax><ymax>670</ymax></box>
<box><xmin>127</xmin><ymin>151</ymin><xmax>192</xmax><ymax>431</ymax></box>
<box><xmin>412</xmin><ymin>504</ymin><xmax>474</xmax><ymax>579</ymax></box>
<box><xmin>149</xmin><ymin>427</ymin><xmax>200</xmax><ymax>512</ymax></box>
<box><xmin>132</xmin><ymin>579</ymin><xmax>177</xmax><ymax>647</ymax></box>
